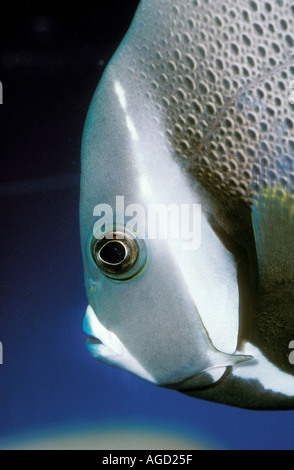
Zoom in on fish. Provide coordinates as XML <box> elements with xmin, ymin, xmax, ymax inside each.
<box><xmin>80</xmin><ymin>0</ymin><xmax>294</xmax><ymax>409</ymax></box>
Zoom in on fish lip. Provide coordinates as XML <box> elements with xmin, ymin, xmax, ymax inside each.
<box><xmin>83</xmin><ymin>304</ymin><xmax>123</xmax><ymax>355</ymax></box>
<box><xmin>83</xmin><ymin>305</ymin><xmax>104</xmax><ymax>345</ymax></box>
<box><xmin>83</xmin><ymin>306</ymin><xmax>157</xmax><ymax>384</ymax></box>
<box><xmin>86</xmin><ymin>336</ymin><xmax>103</xmax><ymax>346</ymax></box>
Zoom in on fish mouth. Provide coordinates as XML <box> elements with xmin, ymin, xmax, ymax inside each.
<box><xmin>83</xmin><ymin>304</ymin><xmax>123</xmax><ymax>355</ymax></box>
<box><xmin>86</xmin><ymin>336</ymin><xmax>103</xmax><ymax>346</ymax></box>
<box><xmin>82</xmin><ymin>304</ymin><xmax>157</xmax><ymax>383</ymax></box>
<box><xmin>82</xmin><ymin>305</ymin><xmax>105</xmax><ymax>346</ymax></box>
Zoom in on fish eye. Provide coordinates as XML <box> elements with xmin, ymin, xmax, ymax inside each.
<box><xmin>91</xmin><ymin>230</ymin><xmax>146</xmax><ymax>280</ymax></box>
<box><xmin>99</xmin><ymin>240</ymin><xmax>127</xmax><ymax>265</ymax></box>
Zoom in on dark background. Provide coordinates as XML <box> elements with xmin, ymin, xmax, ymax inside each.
<box><xmin>0</xmin><ymin>0</ymin><xmax>294</xmax><ymax>450</ymax></box>
<box><xmin>0</xmin><ymin>1</ymin><xmax>140</xmax><ymax>185</ymax></box>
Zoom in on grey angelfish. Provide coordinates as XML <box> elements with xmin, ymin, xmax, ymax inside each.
<box><xmin>80</xmin><ymin>0</ymin><xmax>294</xmax><ymax>409</ymax></box>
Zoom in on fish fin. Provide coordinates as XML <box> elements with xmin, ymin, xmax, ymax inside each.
<box><xmin>164</xmin><ymin>352</ymin><xmax>253</xmax><ymax>391</ymax></box>
<box><xmin>208</xmin><ymin>350</ymin><xmax>253</xmax><ymax>371</ymax></box>
<box><xmin>252</xmin><ymin>184</ymin><xmax>294</xmax><ymax>288</ymax></box>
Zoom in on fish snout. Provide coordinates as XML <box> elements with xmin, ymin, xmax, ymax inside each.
<box><xmin>82</xmin><ymin>305</ymin><xmax>157</xmax><ymax>383</ymax></box>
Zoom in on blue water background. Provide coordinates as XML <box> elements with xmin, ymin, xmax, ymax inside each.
<box><xmin>0</xmin><ymin>1</ymin><xmax>293</xmax><ymax>450</ymax></box>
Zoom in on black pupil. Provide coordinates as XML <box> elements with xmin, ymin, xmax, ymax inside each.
<box><xmin>99</xmin><ymin>241</ymin><xmax>126</xmax><ymax>265</ymax></box>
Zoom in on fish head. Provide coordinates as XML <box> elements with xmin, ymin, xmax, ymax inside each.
<box><xmin>80</xmin><ymin>64</ymin><xmax>250</xmax><ymax>390</ymax></box>
<box><xmin>80</xmin><ymin>0</ymin><xmax>294</xmax><ymax>409</ymax></box>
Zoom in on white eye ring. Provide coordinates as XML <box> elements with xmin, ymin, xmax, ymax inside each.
<box><xmin>91</xmin><ymin>228</ymin><xmax>147</xmax><ymax>280</ymax></box>
<box><xmin>98</xmin><ymin>239</ymin><xmax>128</xmax><ymax>266</ymax></box>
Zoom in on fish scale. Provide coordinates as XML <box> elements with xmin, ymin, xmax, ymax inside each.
<box><xmin>125</xmin><ymin>0</ymin><xmax>294</xmax><ymax>206</ymax></box>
